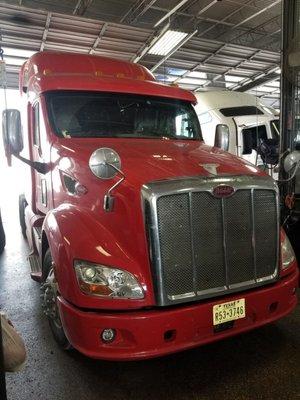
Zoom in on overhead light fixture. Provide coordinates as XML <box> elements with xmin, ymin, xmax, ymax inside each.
<box><xmin>148</xmin><ymin>30</ymin><xmax>188</xmax><ymax>56</ymax></box>
<box><xmin>180</xmin><ymin>77</ymin><xmax>208</xmax><ymax>85</ymax></box>
<box><xmin>188</xmin><ymin>71</ymin><xmax>207</xmax><ymax>79</ymax></box>
<box><xmin>2</xmin><ymin>47</ymin><xmax>35</xmax><ymax>58</ymax></box>
<box><xmin>3</xmin><ymin>56</ymin><xmax>27</xmax><ymax>66</ymax></box>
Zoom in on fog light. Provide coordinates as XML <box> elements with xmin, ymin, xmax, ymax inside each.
<box><xmin>101</xmin><ymin>328</ymin><xmax>116</xmax><ymax>343</ymax></box>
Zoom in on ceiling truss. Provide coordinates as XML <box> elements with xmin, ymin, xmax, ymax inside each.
<box><xmin>0</xmin><ymin>1</ymin><xmax>282</xmax><ymax>107</ymax></box>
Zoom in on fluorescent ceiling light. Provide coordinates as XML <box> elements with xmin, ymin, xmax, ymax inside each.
<box><xmin>188</xmin><ymin>71</ymin><xmax>207</xmax><ymax>79</ymax></box>
<box><xmin>254</xmin><ymin>86</ymin><xmax>276</xmax><ymax>93</ymax></box>
<box><xmin>180</xmin><ymin>77</ymin><xmax>207</xmax><ymax>85</ymax></box>
<box><xmin>265</xmin><ymin>80</ymin><xmax>280</xmax><ymax>88</ymax></box>
<box><xmin>3</xmin><ymin>56</ymin><xmax>26</xmax><ymax>66</ymax></box>
<box><xmin>2</xmin><ymin>47</ymin><xmax>35</xmax><ymax>58</ymax></box>
<box><xmin>155</xmin><ymin>75</ymin><xmax>178</xmax><ymax>82</ymax></box>
<box><xmin>166</xmin><ymin>68</ymin><xmax>188</xmax><ymax>76</ymax></box>
<box><xmin>148</xmin><ymin>30</ymin><xmax>188</xmax><ymax>56</ymax></box>
<box><xmin>224</xmin><ymin>75</ymin><xmax>245</xmax><ymax>82</ymax></box>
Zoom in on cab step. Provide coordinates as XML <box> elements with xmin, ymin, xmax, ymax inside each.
<box><xmin>28</xmin><ymin>253</ymin><xmax>42</xmax><ymax>282</ymax></box>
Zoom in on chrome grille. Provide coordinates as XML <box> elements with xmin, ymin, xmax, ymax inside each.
<box><xmin>143</xmin><ymin>176</ymin><xmax>279</xmax><ymax>306</ymax></box>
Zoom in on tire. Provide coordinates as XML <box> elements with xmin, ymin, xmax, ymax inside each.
<box><xmin>19</xmin><ymin>194</ymin><xmax>27</xmax><ymax>238</ymax></box>
<box><xmin>0</xmin><ymin>212</ymin><xmax>5</xmax><ymax>254</ymax></box>
<box><xmin>42</xmin><ymin>249</ymin><xmax>72</xmax><ymax>350</ymax></box>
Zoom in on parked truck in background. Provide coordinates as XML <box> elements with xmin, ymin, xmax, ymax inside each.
<box><xmin>1</xmin><ymin>52</ymin><xmax>298</xmax><ymax>360</ymax></box>
<box><xmin>194</xmin><ymin>91</ymin><xmax>280</xmax><ymax>177</ymax></box>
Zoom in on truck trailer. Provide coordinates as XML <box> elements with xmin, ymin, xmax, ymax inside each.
<box><xmin>1</xmin><ymin>52</ymin><xmax>298</xmax><ymax>360</ymax></box>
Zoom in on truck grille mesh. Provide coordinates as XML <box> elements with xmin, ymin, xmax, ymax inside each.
<box><xmin>153</xmin><ymin>188</ymin><xmax>278</xmax><ymax>304</ymax></box>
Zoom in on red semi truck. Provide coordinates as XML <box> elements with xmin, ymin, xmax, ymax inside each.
<box><xmin>2</xmin><ymin>52</ymin><xmax>298</xmax><ymax>360</ymax></box>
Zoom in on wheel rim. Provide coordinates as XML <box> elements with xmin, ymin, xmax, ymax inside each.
<box><xmin>41</xmin><ymin>268</ymin><xmax>62</xmax><ymax>329</ymax></box>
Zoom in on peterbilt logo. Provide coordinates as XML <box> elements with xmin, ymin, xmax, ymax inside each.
<box><xmin>212</xmin><ymin>185</ymin><xmax>235</xmax><ymax>198</ymax></box>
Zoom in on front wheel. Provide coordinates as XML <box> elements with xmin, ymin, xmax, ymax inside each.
<box><xmin>41</xmin><ymin>249</ymin><xmax>72</xmax><ymax>350</ymax></box>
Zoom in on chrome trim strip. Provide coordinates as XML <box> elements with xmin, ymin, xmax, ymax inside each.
<box><xmin>229</xmin><ymin>279</ymin><xmax>256</xmax><ymax>289</ymax></box>
<box><xmin>221</xmin><ymin>197</ymin><xmax>229</xmax><ymax>288</ymax></box>
<box><xmin>188</xmin><ymin>192</ymin><xmax>198</xmax><ymax>294</ymax></box>
<box><xmin>257</xmin><ymin>271</ymin><xmax>278</xmax><ymax>282</ymax></box>
<box><xmin>168</xmin><ymin>292</ymin><xmax>195</xmax><ymax>300</ymax></box>
<box><xmin>251</xmin><ymin>188</ymin><xmax>257</xmax><ymax>281</ymax></box>
<box><xmin>196</xmin><ymin>286</ymin><xmax>227</xmax><ymax>296</ymax></box>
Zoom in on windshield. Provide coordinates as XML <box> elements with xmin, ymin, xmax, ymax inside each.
<box><xmin>46</xmin><ymin>91</ymin><xmax>201</xmax><ymax>140</ymax></box>
<box><xmin>270</xmin><ymin>119</ymin><xmax>280</xmax><ymax>139</ymax></box>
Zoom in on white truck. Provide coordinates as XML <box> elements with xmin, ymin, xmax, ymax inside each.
<box><xmin>194</xmin><ymin>91</ymin><xmax>280</xmax><ymax>177</ymax></box>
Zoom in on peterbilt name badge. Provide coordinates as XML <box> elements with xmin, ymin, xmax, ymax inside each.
<box><xmin>212</xmin><ymin>185</ymin><xmax>235</xmax><ymax>198</ymax></box>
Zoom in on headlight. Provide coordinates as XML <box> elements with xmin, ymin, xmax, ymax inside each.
<box><xmin>74</xmin><ymin>260</ymin><xmax>144</xmax><ymax>299</ymax></box>
<box><xmin>281</xmin><ymin>233</ymin><xmax>295</xmax><ymax>269</ymax></box>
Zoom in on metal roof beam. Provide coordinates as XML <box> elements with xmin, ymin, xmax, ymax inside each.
<box><xmin>89</xmin><ymin>23</ymin><xmax>108</xmax><ymax>54</ymax></box>
<box><xmin>233</xmin><ymin>0</ymin><xmax>281</xmax><ymax>29</ymax></box>
<box><xmin>73</xmin><ymin>0</ymin><xmax>93</xmax><ymax>16</ymax></box>
<box><xmin>40</xmin><ymin>12</ymin><xmax>52</xmax><ymax>51</ymax></box>
<box><xmin>120</xmin><ymin>0</ymin><xmax>158</xmax><ymax>24</ymax></box>
<box><xmin>193</xmin><ymin>49</ymin><xmax>278</xmax><ymax>91</ymax></box>
<box><xmin>232</xmin><ymin>67</ymin><xmax>280</xmax><ymax>92</ymax></box>
<box><xmin>173</xmin><ymin>43</ymin><xmax>227</xmax><ymax>84</ymax></box>
<box><xmin>154</xmin><ymin>0</ymin><xmax>189</xmax><ymax>28</ymax></box>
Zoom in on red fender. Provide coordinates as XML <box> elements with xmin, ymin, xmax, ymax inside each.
<box><xmin>42</xmin><ymin>204</ymin><xmax>155</xmax><ymax>310</ymax></box>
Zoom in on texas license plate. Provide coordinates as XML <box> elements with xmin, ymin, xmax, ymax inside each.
<box><xmin>213</xmin><ymin>298</ymin><xmax>245</xmax><ymax>325</ymax></box>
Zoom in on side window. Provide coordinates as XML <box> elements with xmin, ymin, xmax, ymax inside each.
<box><xmin>242</xmin><ymin>125</ymin><xmax>268</xmax><ymax>155</ymax></box>
<box><xmin>33</xmin><ymin>103</ymin><xmax>40</xmax><ymax>147</ymax></box>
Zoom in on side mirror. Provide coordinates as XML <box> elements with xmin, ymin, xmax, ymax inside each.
<box><xmin>284</xmin><ymin>150</ymin><xmax>300</xmax><ymax>172</ymax></box>
<box><xmin>2</xmin><ymin>109</ymin><xmax>23</xmax><ymax>165</ymax></box>
<box><xmin>214</xmin><ymin>124</ymin><xmax>229</xmax><ymax>151</ymax></box>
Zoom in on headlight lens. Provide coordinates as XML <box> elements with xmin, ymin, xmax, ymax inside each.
<box><xmin>74</xmin><ymin>260</ymin><xmax>144</xmax><ymax>299</ymax></box>
<box><xmin>281</xmin><ymin>233</ymin><xmax>295</xmax><ymax>269</ymax></box>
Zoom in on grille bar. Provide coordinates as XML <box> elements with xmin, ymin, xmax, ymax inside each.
<box><xmin>143</xmin><ymin>176</ymin><xmax>279</xmax><ymax>306</ymax></box>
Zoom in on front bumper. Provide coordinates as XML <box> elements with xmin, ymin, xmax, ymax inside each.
<box><xmin>58</xmin><ymin>268</ymin><xmax>298</xmax><ymax>361</ymax></box>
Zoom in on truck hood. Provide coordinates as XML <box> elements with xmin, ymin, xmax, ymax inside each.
<box><xmin>55</xmin><ymin>137</ymin><xmax>265</xmax><ymax>186</ymax></box>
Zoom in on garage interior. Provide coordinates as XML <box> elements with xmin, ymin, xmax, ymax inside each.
<box><xmin>0</xmin><ymin>1</ymin><xmax>299</xmax><ymax>399</ymax></box>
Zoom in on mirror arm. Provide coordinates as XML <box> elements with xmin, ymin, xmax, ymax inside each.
<box><xmin>103</xmin><ymin>163</ymin><xmax>125</xmax><ymax>212</ymax></box>
<box><xmin>13</xmin><ymin>153</ymin><xmax>49</xmax><ymax>174</ymax></box>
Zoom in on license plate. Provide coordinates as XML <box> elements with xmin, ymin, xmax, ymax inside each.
<box><xmin>213</xmin><ymin>298</ymin><xmax>245</xmax><ymax>325</ymax></box>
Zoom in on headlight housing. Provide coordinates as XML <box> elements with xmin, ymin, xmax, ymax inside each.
<box><xmin>281</xmin><ymin>233</ymin><xmax>296</xmax><ymax>270</ymax></box>
<box><xmin>74</xmin><ymin>260</ymin><xmax>144</xmax><ymax>299</ymax></box>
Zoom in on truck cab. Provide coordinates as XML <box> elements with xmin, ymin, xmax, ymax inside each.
<box><xmin>1</xmin><ymin>52</ymin><xmax>298</xmax><ymax>360</ymax></box>
<box><xmin>194</xmin><ymin>91</ymin><xmax>279</xmax><ymax>177</ymax></box>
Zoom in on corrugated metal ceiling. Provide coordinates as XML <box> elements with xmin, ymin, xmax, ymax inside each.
<box><xmin>0</xmin><ymin>0</ymin><xmax>282</xmax><ymax>107</ymax></box>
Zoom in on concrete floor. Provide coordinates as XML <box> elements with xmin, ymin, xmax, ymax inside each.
<box><xmin>0</xmin><ymin>171</ymin><xmax>299</xmax><ymax>400</ymax></box>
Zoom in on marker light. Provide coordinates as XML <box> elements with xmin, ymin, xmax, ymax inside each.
<box><xmin>74</xmin><ymin>260</ymin><xmax>144</xmax><ymax>299</ymax></box>
<box><xmin>281</xmin><ymin>233</ymin><xmax>295</xmax><ymax>269</ymax></box>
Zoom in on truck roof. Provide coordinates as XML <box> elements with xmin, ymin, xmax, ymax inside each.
<box><xmin>20</xmin><ymin>51</ymin><xmax>196</xmax><ymax>103</ymax></box>
<box><xmin>194</xmin><ymin>90</ymin><xmax>271</xmax><ymax>112</ymax></box>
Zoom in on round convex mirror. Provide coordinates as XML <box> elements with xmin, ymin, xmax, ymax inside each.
<box><xmin>89</xmin><ymin>148</ymin><xmax>121</xmax><ymax>179</ymax></box>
